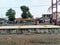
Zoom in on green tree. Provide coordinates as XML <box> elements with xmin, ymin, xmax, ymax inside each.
<box><xmin>21</xmin><ymin>6</ymin><xmax>29</xmax><ymax>12</ymax></box>
<box><xmin>21</xmin><ymin>12</ymin><xmax>28</xmax><ymax>18</ymax></box>
<box><xmin>28</xmin><ymin>11</ymin><xmax>33</xmax><ymax>18</ymax></box>
<box><xmin>20</xmin><ymin>6</ymin><xmax>33</xmax><ymax>18</ymax></box>
<box><xmin>6</xmin><ymin>8</ymin><xmax>16</xmax><ymax>21</ymax></box>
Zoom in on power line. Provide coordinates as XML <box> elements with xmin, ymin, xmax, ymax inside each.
<box><xmin>0</xmin><ymin>5</ymin><xmax>50</xmax><ymax>8</ymax></box>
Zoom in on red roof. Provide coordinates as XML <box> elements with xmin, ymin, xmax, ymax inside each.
<box><xmin>16</xmin><ymin>18</ymin><xmax>33</xmax><ymax>21</ymax></box>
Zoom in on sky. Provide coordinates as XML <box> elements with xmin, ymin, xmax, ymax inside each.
<box><xmin>0</xmin><ymin>0</ymin><xmax>60</xmax><ymax>18</ymax></box>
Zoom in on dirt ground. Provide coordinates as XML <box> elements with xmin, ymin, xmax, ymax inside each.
<box><xmin>0</xmin><ymin>34</ymin><xmax>60</xmax><ymax>45</ymax></box>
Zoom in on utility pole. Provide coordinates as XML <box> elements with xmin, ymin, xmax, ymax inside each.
<box><xmin>51</xmin><ymin>0</ymin><xmax>53</xmax><ymax>24</ymax></box>
<box><xmin>56</xmin><ymin>0</ymin><xmax>58</xmax><ymax>25</ymax></box>
<box><xmin>51</xmin><ymin>0</ymin><xmax>58</xmax><ymax>25</ymax></box>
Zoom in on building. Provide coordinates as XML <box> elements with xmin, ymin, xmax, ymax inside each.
<box><xmin>0</xmin><ymin>18</ymin><xmax>7</xmax><ymax>25</ymax></box>
<box><xmin>15</xmin><ymin>18</ymin><xmax>34</xmax><ymax>25</ymax></box>
<box><xmin>33</xmin><ymin>14</ymin><xmax>51</xmax><ymax>25</ymax></box>
<box><xmin>34</xmin><ymin>18</ymin><xmax>40</xmax><ymax>24</ymax></box>
<box><xmin>39</xmin><ymin>17</ymin><xmax>45</xmax><ymax>23</ymax></box>
<box><xmin>42</xmin><ymin>14</ymin><xmax>52</xmax><ymax>24</ymax></box>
